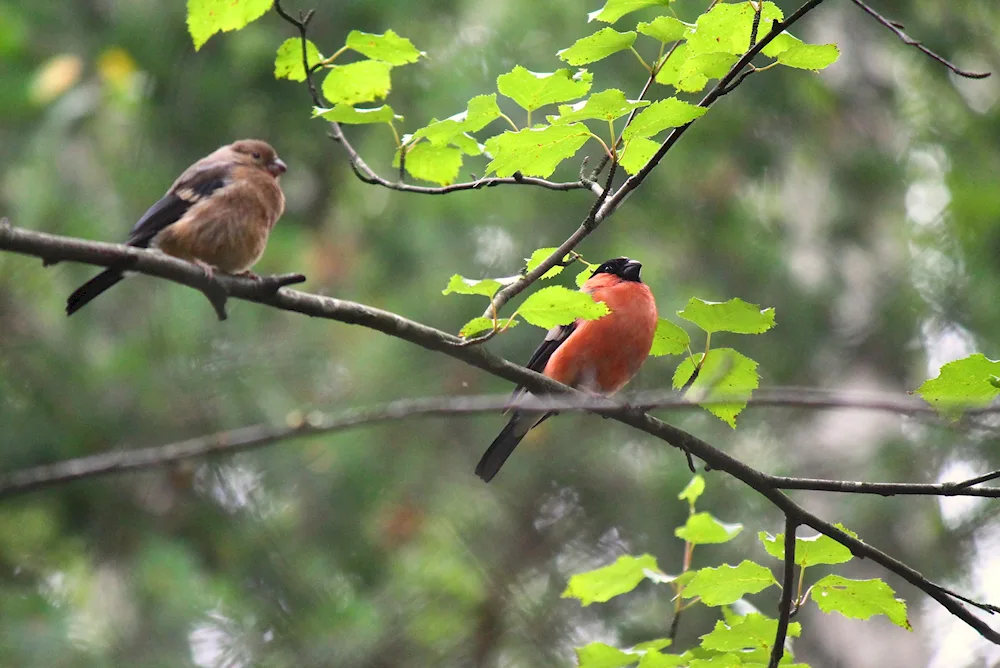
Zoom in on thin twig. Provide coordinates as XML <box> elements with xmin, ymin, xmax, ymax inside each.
<box><xmin>850</xmin><ymin>0</ymin><xmax>991</xmax><ymax>79</ymax></box>
<box><xmin>769</xmin><ymin>518</ymin><xmax>798</xmax><ymax>668</ymax></box>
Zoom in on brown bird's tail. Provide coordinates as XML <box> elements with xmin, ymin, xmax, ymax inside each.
<box><xmin>66</xmin><ymin>268</ymin><xmax>125</xmax><ymax>316</ymax></box>
<box><xmin>476</xmin><ymin>411</ymin><xmax>548</xmax><ymax>482</ymax></box>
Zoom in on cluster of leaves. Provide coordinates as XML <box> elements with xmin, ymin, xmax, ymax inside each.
<box><xmin>561</xmin><ymin>475</ymin><xmax>910</xmax><ymax>667</ymax></box>
<box><xmin>444</xmin><ymin>252</ymin><xmax>775</xmax><ymax>426</ymax></box>
<box><xmin>188</xmin><ymin>0</ymin><xmax>838</xmax><ymax>187</ymax></box>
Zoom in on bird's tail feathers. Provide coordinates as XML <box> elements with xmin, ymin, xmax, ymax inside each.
<box><xmin>66</xmin><ymin>268</ymin><xmax>126</xmax><ymax>316</ymax></box>
<box><xmin>475</xmin><ymin>411</ymin><xmax>545</xmax><ymax>482</ymax></box>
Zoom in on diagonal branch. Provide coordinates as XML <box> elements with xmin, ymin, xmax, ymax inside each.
<box><xmin>849</xmin><ymin>0</ymin><xmax>991</xmax><ymax>79</ymax></box>
<box><xmin>2</xmin><ymin>221</ymin><xmax>998</xmax><ymax>642</ymax></box>
<box><xmin>769</xmin><ymin>517</ymin><xmax>798</xmax><ymax>668</ymax></box>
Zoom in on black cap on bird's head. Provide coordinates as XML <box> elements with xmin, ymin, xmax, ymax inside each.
<box><xmin>593</xmin><ymin>257</ymin><xmax>642</xmax><ymax>282</ymax></box>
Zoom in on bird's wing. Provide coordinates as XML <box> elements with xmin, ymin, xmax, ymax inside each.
<box><xmin>505</xmin><ymin>321</ymin><xmax>577</xmax><ymax>411</ymax></box>
<box><xmin>125</xmin><ymin>163</ymin><xmax>232</xmax><ymax>247</ymax></box>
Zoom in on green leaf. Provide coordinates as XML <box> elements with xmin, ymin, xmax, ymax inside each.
<box><xmin>558</xmin><ymin>28</ymin><xmax>637</xmax><ymax>66</ymax></box>
<box><xmin>649</xmin><ymin>318</ymin><xmax>690</xmax><ymax>357</ymax></box>
<box><xmin>588</xmin><ymin>0</ymin><xmax>673</xmax><ymax>23</ymax></box>
<box><xmin>678</xmin><ymin>474</ymin><xmax>705</xmax><ymax>505</ymax></box>
<box><xmin>675</xmin><ymin>512</ymin><xmax>743</xmax><ymax>545</ymax></box>
<box><xmin>465</xmin><ymin>94</ymin><xmax>503</xmax><ymax>131</ymax></box>
<box><xmin>187</xmin><ymin>0</ymin><xmax>272</xmax><ymax>51</ymax></box>
<box><xmin>632</xmin><ymin>639</ymin><xmax>672</xmax><ymax>653</ymax></box>
<box><xmin>576</xmin><ymin>643</ymin><xmax>639</xmax><ymax>668</ymax></box>
<box><xmin>313</xmin><ymin>104</ymin><xmax>398</xmax><ymax>124</ymax></box>
<box><xmin>674</xmin><ymin>348</ymin><xmax>760</xmax><ymax>427</ymax></box>
<box><xmin>525</xmin><ymin>247</ymin><xmax>566</xmax><ymax>279</ymax></box>
<box><xmin>442</xmin><ymin>275</ymin><xmax>503</xmax><ymax>298</ymax></box>
<box><xmin>760</xmin><ymin>33</ymin><xmax>839</xmax><ymax>70</ymax></box>
<box><xmin>623</xmin><ymin>98</ymin><xmax>707</xmax><ymax>140</ymax></box>
<box><xmin>675</xmin><ymin>52</ymin><xmax>739</xmax><ymax>93</ymax></box>
<box><xmin>637</xmin><ymin>16</ymin><xmax>690</xmax><ymax>43</ymax></box>
<box><xmin>403</xmin><ymin>143</ymin><xmax>463</xmax><ymax>185</ymax></box>
<box><xmin>550</xmin><ymin>89</ymin><xmax>649</xmax><ymax>124</ymax></box>
<box><xmin>637</xmin><ymin>652</ymin><xmax>687</xmax><ymax>668</ymax></box>
<box><xmin>497</xmin><ymin>66</ymin><xmax>593</xmax><ymax>112</ymax></box>
<box><xmin>682</xmin><ymin>561</ymin><xmax>777</xmax><ymax>606</ymax></box>
<box><xmin>654</xmin><ymin>42</ymin><xmax>690</xmax><ymax>86</ymax></box>
<box><xmin>322</xmin><ymin>60</ymin><xmax>393</xmax><ymax>106</ymax></box>
<box><xmin>484</xmin><ymin>124</ymin><xmax>591</xmax><ymax>178</ymax></box>
<box><xmin>758</xmin><ymin>524</ymin><xmax>855</xmax><ymax>566</ymax></box>
<box><xmin>812</xmin><ymin>575</ymin><xmax>911</xmax><ymax>630</ymax></box>
<box><xmin>345</xmin><ymin>29</ymin><xmax>424</xmax><ymax>65</ymax></box>
<box><xmin>459</xmin><ymin>317</ymin><xmax>519</xmax><ymax>338</ymax></box>
<box><xmin>915</xmin><ymin>353</ymin><xmax>1000</xmax><ymax>419</ymax></box>
<box><xmin>518</xmin><ymin>285</ymin><xmax>610</xmax><ymax>329</ymax></box>
<box><xmin>686</xmin><ymin>1</ymin><xmax>784</xmax><ymax>55</ymax></box>
<box><xmin>700</xmin><ymin>613</ymin><xmax>801</xmax><ymax>652</ymax></box>
<box><xmin>687</xmin><ymin>655</ymin><xmax>743</xmax><ymax>668</ymax></box>
<box><xmin>677</xmin><ymin>298</ymin><xmax>776</xmax><ymax>334</ymax></box>
<box><xmin>274</xmin><ymin>38</ymin><xmax>323</xmax><ymax>82</ymax></box>
<box><xmin>620</xmin><ymin>137</ymin><xmax>660</xmax><ymax>175</ymax></box>
<box><xmin>576</xmin><ymin>262</ymin><xmax>599</xmax><ymax>288</ymax></box>
<box><xmin>562</xmin><ymin>554</ymin><xmax>662</xmax><ymax>605</ymax></box>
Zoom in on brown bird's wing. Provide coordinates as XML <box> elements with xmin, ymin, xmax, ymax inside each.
<box><xmin>125</xmin><ymin>163</ymin><xmax>232</xmax><ymax>247</ymax></box>
<box><xmin>504</xmin><ymin>322</ymin><xmax>577</xmax><ymax>411</ymax></box>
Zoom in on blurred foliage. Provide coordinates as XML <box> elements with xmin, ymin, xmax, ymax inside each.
<box><xmin>1</xmin><ymin>0</ymin><xmax>999</xmax><ymax>666</ymax></box>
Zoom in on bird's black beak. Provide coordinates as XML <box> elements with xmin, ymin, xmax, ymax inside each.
<box><xmin>269</xmin><ymin>158</ymin><xmax>288</xmax><ymax>176</ymax></box>
<box><xmin>623</xmin><ymin>259</ymin><xmax>642</xmax><ymax>282</ymax></box>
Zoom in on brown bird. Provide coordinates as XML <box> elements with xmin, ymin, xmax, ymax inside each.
<box><xmin>66</xmin><ymin>139</ymin><xmax>287</xmax><ymax>315</ymax></box>
<box><xmin>476</xmin><ymin>257</ymin><xmax>658</xmax><ymax>482</ymax></box>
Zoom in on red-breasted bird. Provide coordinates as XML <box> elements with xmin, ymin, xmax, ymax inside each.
<box><xmin>66</xmin><ymin>139</ymin><xmax>287</xmax><ymax>315</ymax></box>
<box><xmin>475</xmin><ymin>257</ymin><xmax>658</xmax><ymax>482</ymax></box>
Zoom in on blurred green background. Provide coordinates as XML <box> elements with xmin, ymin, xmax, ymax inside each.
<box><xmin>1</xmin><ymin>0</ymin><xmax>999</xmax><ymax>666</ymax></box>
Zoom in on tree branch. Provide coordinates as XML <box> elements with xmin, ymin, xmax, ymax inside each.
<box><xmin>3</xmin><ymin>221</ymin><xmax>998</xmax><ymax>642</ymax></box>
<box><xmin>769</xmin><ymin>517</ymin><xmax>798</xmax><ymax>668</ymax></box>
<box><xmin>849</xmin><ymin>0</ymin><xmax>991</xmax><ymax>79</ymax></box>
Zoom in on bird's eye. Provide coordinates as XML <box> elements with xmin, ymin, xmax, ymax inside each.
<box><xmin>252</xmin><ymin>151</ymin><xmax>261</xmax><ymax>159</ymax></box>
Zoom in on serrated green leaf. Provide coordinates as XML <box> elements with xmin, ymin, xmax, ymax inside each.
<box><xmin>687</xmin><ymin>1</ymin><xmax>784</xmax><ymax>55</ymax></box>
<box><xmin>558</xmin><ymin>28</ymin><xmax>637</xmax><ymax>66</ymax></box>
<box><xmin>637</xmin><ymin>16</ymin><xmax>690</xmax><ymax>43</ymax></box>
<box><xmin>620</xmin><ymin>136</ymin><xmax>660</xmax><ymax>175</ymax></box>
<box><xmin>649</xmin><ymin>318</ymin><xmax>690</xmax><ymax>357</ymax></box>
<box><xmin>678</xmin><ymin>298</ymin><xmax>776</xmax><ymax>334</ymax></box>
<box><xmin>274</xmin><ymin>38</ymin><xmax>323</xmax><ymax>82</ymax></box>
<box><xmin>758</xmin><ymin>524</ymin><xmax>856</xmax><ymax>566</ymax></box>
<box><xmin>588</xmin><ymin>0</ymin><xmax>673</xmax><ymax>23</ymax></box>
<box><xmin>484</xmin><ymin>124</ymin><xmax>591</xmax><ymax>178</ymax></box>
<box><xmin>700</xmin><ymin>613</ymin><xmax>801</xmax><ymax>652</ymax></box>
<box><xmin>678</xmin><ymin>474</ymin><xmax>705</xmax><ymax>504</ymax></box>
<box><xmin>442</xmin><ymin>275</ymin><xmax>503</xmax><ymax>298</ymax></box>
<box><xmin>518</xmin><ymin>285</ymin><xmax>610</xmax><ymax>329</ymax></box>
<box><xmin>563</xmin><ymin>554</ymin><xmax>662</xmax><ymax>605</ymax></box>
<box><xmin>187</xmin><ymin>0</ymin><xmax>272</xmax><ymax>51</ymax></box>
<box><xmin>576</xmin><ymin>642</ymin><xmax>639</xmax><ymax>668</ymax></box>
<box><xmin>812</xmin><ymin>575</ymin><xmax>911</xmax><ymax>630</ymax></box>
<box><xmin>460</xmin><ymin>317</ymin><xmax>519</xmax><ymax>338</ymax></box>
<box><xmin>688</xmin><ymin>655</ymin><xmax>743</xmax><ymax>668</ymax></box>
<box><xmin>776</xmin><ymin>43</ymin><xmax>839</xmax><ymax>70</ymax></box>
<box><xmin>623</xmin><ymin>98</ymin><xmax>707</xmax><ymax>140</ymax></box>
<box><xmin>550</xmin><ymin>89</ymin><xmax>649</xmax><ymax>124</ymax></box>
<box><xmin>916</xmin><ymin>353</ymin><xmax>1000</xmax><ymax>419</ymax></box>
<box><xmin>525</xmin><ymin>247</ymin><xmax>566</xmax><ymax>279</ymax></box>
<box><xmin>638</xmin><ymin>652</ymin><xmax>687</xmax><ymax>668</ymax></box>
<box><xmin>761</xmin><ymin>32</ymin><xmax>802</xmax><ymax>58</ymax></box>
<box><xmin>345</xmin><ymin>29</ymin><xmax>423</xmax><ymax>65</ymax></box>
<box><xmin>313</xmin><ymin>104</ymin><xmax>398</xmax><ymax>124</ymax></box>
<box><xmin>576</xmin><ymin>263</ymin><xmax>599</xmax><ymax>287</ymax></box>
<box><xmin>497</xmin><ymin>66</ymin><xmax>593</xmax><ymax>112</ymax></box>
<box><xmin>673</xmin><ymin>348</ymin><xmax>759</xmax><ymax>427</ymax></box>
<box><xmin>654</xmin><ymin>42</ymin><xmax>690</xmax><ymax>87</ymax></box>
<box><xmin>403</xmin><ymin>142</ymin><xmax>463</xmax><ymax>185</ymax></box>
<box><xmin>683</xmin><ymin>561</ymin><xmax>777</xmax><ymax>606</ymax></box>
<box><xmin>322</xmin><ymin>59</ymin><xmax>393</xmax><ymax>106</ymax></box>
<box><xmin>675</xmin><ymin>512</ymin><xmax>743</xmax><ymax>545</ymax></box>
<box><xmin>675</xmin><ymin>52</ymin><xmax>739</xmax><ymax>92</ymax></box>
<box><xmin>465</xmin><ymin>94</ymin><xmax>503</xmax><ymax>131</ymax></box>
<box><xmin>632</xmin><ymin>639</ymin><xmax>673</xmax><ymax>652</ymax></box>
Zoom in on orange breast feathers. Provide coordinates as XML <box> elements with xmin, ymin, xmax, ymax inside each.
<box><xmin>542</xmin><ymin>274</ymin><xmax>658</xmax><ymax>393</ymax></box>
